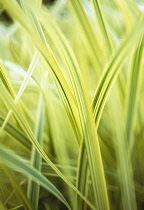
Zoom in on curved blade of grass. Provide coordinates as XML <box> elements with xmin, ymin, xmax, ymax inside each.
<box><xmin>92</xmin><ymin>15</ymin><xmax>144</xmax><ymax>126</ymax></box>
<box><xmin>91</xmin><ymin>0</ymin><xmax>113</xmax><ymax>54</ymax></box>
<box><xmin>3</xmin><ymin>166</ymin><xmax>32</xmax><ymax>210</ymax></box>
<box><xmin>38</xmin><ymin>6</ymin><xmax>109</xmax><ymax>210</ymax></box>
<box><xmin>0</xmin><ymin>0</ymin><xmax>75</xmax><ymax>107</ymax></box>
<box><xmin>91</xmin><ymin>0</ymin><xmax>128</xmax><ymax>107</ymax></box>
<box><xmin>54</xmin><ymin>26</ymin><xmax>109</xmax><ymax>210</ymax></box>
<box><xmin>26</xmin><ymin>0</ymin><xmax>82</xmax><ymax>145</ymax></box>
<box><xmin>0</xmin><ymin>59</ymin><xmax>36</xmax><ymax>126</ymax></box>
<box><xmin>37</xmin><ymin>4</ymin><xmax>125</xmax><ymax>207</ymax></box>
<box><xmin>90</xmin><ymin>0</ymin><xmax>127</xmax><ymax>108</ymax></box>
<box><xmin>111</xmin><ymin>88</ymin><xmax>137</xmax><ymax>210</ymax></box>
<box><xmin>1</xmin><ymin>0</ymin><xmax>81</xmax><ymax>146</ymax></box>
<box><xmin>77</xmin><ymin>13</ymin><xmax>144</xmax><ymax>210</ymax></box>
<box><xmin>19</xmin><ymin>0</ymin><xmax>47</xmax><ymax>45</ymax></box>
<box><xmin>5</xmin><ymin>0</ymin><xmax>143</xmax><ymax>209</ymax></box>
<box><xmin>126</xmin><ymin>37</ymin><xmax>144</xmax><ymax>153</ymax></box>
<box><xmin>88</xmin><ymin>15</ymin><xmax>144</xmax><ymax>210</ymax></box>
<box><xmin>9</xmin><ymin>205</ymin><xmax>23</xmax><ymax>210</ymax></box>
<box><xmin>0</xmin><ymin>64</ymin><xmax>15</xmax><ymax>98</ymax></box>
<box><xmin>0</xmin><ymin>51</ymin><xmax>39</xmax><ymax>134</ymax></box>
<box><xmin>36</xmin><ymin>7</ymin><xmax>83</xmax><ymax>143</ymax></box>
<box><xmin>75</xmin><ymin>141</ymin><xmax>89</xmax><ymax>210</ymax></box>
<box><xmin>72</xmin><ymin>1</ymin><xmax>114</xmax><ymax>205</ymax></box>
<box><xmin>73</xmin><ymin>9</ymin><xmax>143</xmax><ymax>208</ymax></box>
<box><xmin>33</xmin><ymin>5</ymin><xmax>110</xmax><ymax>209</ymax></box>
<box><xmin>0</xmin><ymin>63</ymin><xmax>18</xmax><ymax>125</ymax></box>
<box><xmin>0</xmin><ymin>79</ymin><xmax>96</xmax><ymax>210</ymax></box>
<box><xmin>0</xmin><ymin>145</ymin><xmax>71</xmax><ymax>210</ymax></box>
<box><xmin>27</xmin><ymin>94</ymin><xmax>44</xmax><ymax>210</ymax></box>
<box><xmin>113</xmin><ymin>0</ymin><xmax>142</xmax><ymax>31</ymax></box>
<box><xmin>42</xmin><ymin>162</ymin><xmax>77</xmax><ymax>179</ymax></box>
<box><xmin>0</xmin><ymin>115</ymin><xmax>31</xmax><ymax>151</ymax></box>
<box><xmin>0</xmin><ymin>59</ymin><xmax>37</xmax><ymax>120</ymax></box>
<box><xmin>0</xmin><ymin>63</ymin><xmax>32</xmax><ymax>152</ymax></box>
<box><xmin>42</xmin><ymin>161</ymin><xmax>115</xmax><ymax>179</ymax></box>
<box><xmin>20</xmin><ymin>0</ymin><xmax>82</xmax><ymax>154</ymax></box>
<box><xmin>67</xmin><ymin>0</ymin><xmax>102</xmax><ymax>71</ymax></box>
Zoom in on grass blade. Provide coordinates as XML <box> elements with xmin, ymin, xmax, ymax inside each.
<box><xmin>27</xmin><ymin>94</ymin><xmax>44</xmax><ymax>210</ymax></box>
<box><xmin>39</xmin><ymin>6</ymin><xmax>109</xmax><ymax>209</ymax></box>
<box><xmin>0</xmin><ymin>51</ymin><xmax>39</xmax><ymax>134</ymax></box>
<box><xmin>1</xmin><ymin>0</ymin><xmax>81</xmax><ymax>145</ymax></box>
<box><xmin>110</xmin><ymin>88</ymin><xmax>137</xmax><ymax>210</ymax></box>
<box><xmin>0</xmin><ymin>114</ymin><xmax>31</xmax><ymax>151</ymax></box>
<box><xmin>125</xmin><ymin>37</ymin><xmax>144</xmax><ymax>152</ymax></box>
<box><xmin>91</xmin><ymin>0</ymin><xmax>113</xmax><ymax>54</ymax></box>
<box><xmin>92</xmin><ymin>15</ymin><xmax>144</xmax><ymax>126</ymax></box>
<box><xmin>67</xmin><ymin>0</ymin><xmax>102</xmax><ymax>70</ymax></box>
<box><xmin>0</xmin><ymin>74</ymin><xmax>96</xmax><ymax>210</ymax></box>
<box><xmin>3</xmin><ymin>166</ymin><xmax>32</xmax><ymax>210</ymax></box>
<box><xmin>0</xmin><ymin>145</ymin><xmax>71</xmax><ymax>210</ymax></box>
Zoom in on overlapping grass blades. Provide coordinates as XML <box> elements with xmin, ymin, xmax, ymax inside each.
<box><xmin>0</xmin><ymin>114</ymin><xmax>31</xmax><ymax>151</ymax></box>
<box><xmin>125</xmin><ymin>37</ymin><xmax>144</xmax><ymax>153</ymax></box>
<box><xmin>0</xmin><ymin>72</ymin><xmax>95</xmax><ymax>209</ymax></box>
<box><xmin>0</xmin><ymin>0</ymin><xmax>144</xmax><ymax>209</ymax></box>
<box><xmin>35</xmin><ymin>6</ymin><xmax>109</xmax><ymax>209</ymax></box>
<box><xmin>92</xmin><ymin>15</ymin><xmax>144</xmax><ymax>126</ymax></box>
<box><xmin>0</xmin><ymin>144</ymin><xmax>70</xmax><ymax>210</ymax></box>
<box><xmin>3</xmin><ymin>166</ymin><xmax>32</xmax><ymax>210</ymax></box>
<box><xmin>91</xmin><ymin>0</ymin><xmax>113</xmax><ymax>54</ymax></box>
<box><xmin>67</xmin><ymin>0</ymin><xmax>102</xmax><ymax>70</ymax></box>
<box><xmin>110</xmin><ymin>87</ymin><xmax>137</xmax><ymax>210</ymax></box>
<box><xmin>0</xmin><ymin>51</ymin><xmax>40</xmax><ymax>134</ymax></box>
<box><xmin>27</xmin><ymin>94</ymin><xmax>44</xmax><ymax>210</ymax></box>
<box><xmin>6</xmin><ymin>0</ymin><xmax>82</xmax><ymax>147</ymax></box>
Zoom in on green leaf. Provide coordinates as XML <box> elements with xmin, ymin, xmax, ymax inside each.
<box><xmin>0</xmin><ymin>74</ymin><xmax>95</xmax><ymax>210</ymax></box>
<box><xmin>91</xmin><ymin>0</ymin><xmax>113</xmax><ymax>54</ymax></box>
<box><xmin>27</xmin><ymin>94</ymin><xmax>44</xmax><ymax>210</ymax></box>
<box><xmin>92</xmin><ymin>15</ymin><xmax>144</xmax><ymax>126</ymax></box>
<box><xmin>67</xmin><ymin>0</ymin><xmax>102</xmax><ymax>70</ymax></box>
<box><xmin>0</xmin><ymin>114</ymin><xmax>31</xmax><ymax>151</ymax></box>
<box><xmin>0</xmin><ymin>145</ymin><xmax>71</xmax><ymax>210</ymax></box>
<box><xmin>125</xmin><ymin>37</ymin><xmax>144</xmax><ymax>152</ymax></box>
<box><xmin>110</xmin><ymin>88</ymin><xmax>137</xmax><ymax>210</ymax></box>
<box><xmin>0</xmin><ymin>51</ymin><xmax>39</xmax><ymax>134</ymax></box>
<box><xmin>3</xmin><ymin>166</ymin><xmax>32</xmax><ymax>210</ymax></box>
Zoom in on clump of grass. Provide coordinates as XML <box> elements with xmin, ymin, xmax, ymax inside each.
<box><xmin>0</xmin><ymin>0</ymin><xmax>144</xmax><ymax>209</ymax></box>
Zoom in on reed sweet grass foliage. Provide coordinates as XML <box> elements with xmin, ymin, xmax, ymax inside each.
<box><xmin>0</xmin><ymin>0</ymin><xmax>144</xmax><ymax>209</ymax></box>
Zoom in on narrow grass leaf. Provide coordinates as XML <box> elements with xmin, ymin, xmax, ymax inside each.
<box><xmin>91</xmin><ymin>0</ymin><xmax>113</xmax><ymax>54</ymax></box>
<box><xmin>111</xmin><ymin>88</ymin><xmax>137</xmax><ymax>210</ymax></box>
<box><xmin>0</xmin><ymin>115</ymin><xmax>31</xmax><ymax>151</ymax></box>
<box><xmin>0</xmin><ymin>78</ymin><xmax>96</xmax><ymax>210</ymax></box>
<box><xmin>67</xmin><ymin>0</ymin><xmax>102</xmax><ymax>70</ymax></box>
<box><xmin>0</xmin><ymin>145</ymin><xmax>71</xmax><ymax>210</ymax></box>
<box><xmin>38</xmin><ymin>6</ymin><xmax>109</xmax><ymax>210</ymax></box>
<box><xmin>0</xmin><ymin>51</ymin><xmax>39</xmax><ymax>134</ymax></box>
<box><xmin>0</xmin><ymin>64</ymin><xmax>15</xmax><ymax>98</ymax></box>
<box><xmin>27</xmin><ymin>95</ymin><xmax>44</xmax><ymax>210</ymax></box>
<box><xmin>3</xmin><ymin>166</ymin><xmax>32</xmax><ymax>210</ymax></box>
<box><xmin>75</xmin><ymin>141</ymin><xmax>89</xmax><ymax>210</ymax></box>
<box><xmin>125</xmin><ymin>37</ymin><xmax>144</xmax><ymax>152</ymax></box>
<box><xmin>1</xmin><ymin>0</ymin><xmax>80</xmax><ymax>143</ymax></box>
<box><xmin>92</xmin><ymin>15</ymin><xmax>144</xmax><ymax>126</ymax></box>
